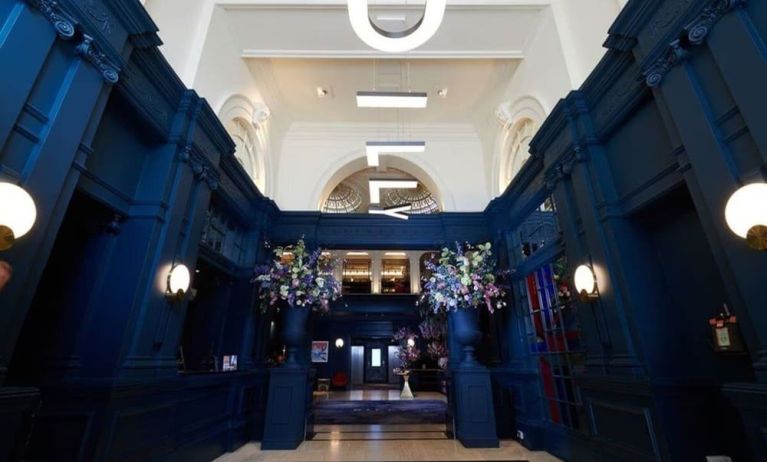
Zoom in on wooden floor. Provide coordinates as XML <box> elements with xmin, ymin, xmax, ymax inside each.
<box><xmin>213</xmin><ymin>423</ymin><xmax>563</xmax><ymax>462</ymax></box>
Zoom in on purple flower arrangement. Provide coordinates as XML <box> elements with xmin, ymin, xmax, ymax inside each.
<box><xmin>418</xmin><ymin>242</ymin><xmax>507</xmax><ymax>314</ymax></box>
<box><xmin>392</xmin><ymin>326</ymin><xmax>421</xmax><ymax>371</ymax></box>
<box><xmin>252</xmin><ymin>239</ymin><xmax>341</xmax><ymax>313</ymax></box>
<box><xmin>418</xmin><ymin>314</ymin><xmax>449</xmax><ymax>369</ymax></box>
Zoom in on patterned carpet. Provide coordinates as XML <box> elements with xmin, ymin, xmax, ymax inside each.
<box><xmin>313</xmin><ymin>400</ymin><xmax>448</xmax><ymax>425</ymax></box>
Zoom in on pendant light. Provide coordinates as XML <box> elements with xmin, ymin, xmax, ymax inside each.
<box><xmin>348</xmin><ymin>0</ymin><xmax>447</xmax><ymax>53</ymax></box>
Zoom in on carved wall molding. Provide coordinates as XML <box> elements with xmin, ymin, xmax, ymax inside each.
<box><xmin>179</xmin><ymin>146</ymin><xmax>220</xmax><ymax>191</ymax></box>
<box><xmin>75</xmin><ymin>34</ymin><xmax>119</xmax><ymax>84</ymax></box>
<box><xmin>644</xmin><ymin>0</ymin><xmax>747</xmax><ymax>87</ymax></box>
<box><xmin>26</xmin><ymin>0</ymin><xmax>120</xmax><ymax>84</ymax></box>
<box><xmin>544</xmin><ymin>145</ymin><xmax>589</xmax><ymax>191</ymax></box>
<box><xmin>27</xmin><ymin>0</ymin><xmax>76</xmax><ymax>39</ymax></box>
<box><xmin>79</xmin><ymin>0</ymin><xmax>112</xmax><ymax>36</ymax></box>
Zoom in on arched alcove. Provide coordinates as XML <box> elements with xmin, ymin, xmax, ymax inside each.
<box><xmin>492</xmin><ymin>96</ymin><xmax>548</xmax><ymax>196</ymax></box>
<box><xmin>219</xmin><ymin>95</ymin><xmax>269</xmax><ymax>194</ymax></box>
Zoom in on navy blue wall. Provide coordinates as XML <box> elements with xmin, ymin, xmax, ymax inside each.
<box><xmin>486</xmin><ymin>0</ymin><xmax>767</xmax><ymax>461</ymax></box>
<box><xmin>1</xmin><ymin>0</ymin><xmax>766</xmax><ymax>461</ymax></box>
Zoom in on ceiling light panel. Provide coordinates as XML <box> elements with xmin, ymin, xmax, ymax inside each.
<box><xmin>356</xmin><ymin>91</ymin><xmax>428</xmax><ymax>109</ymax></box>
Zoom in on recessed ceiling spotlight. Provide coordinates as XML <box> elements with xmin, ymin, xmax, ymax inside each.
<box><xmin>357</xmin><ymin>91</ymin><xmax>428</xmax><ymax>109</ymax></box>
<box><xmin>369</xmin><ymin>180</ymin><xmax>418</xmax><ymax>204</ymax></box>
<box><xmin>437</xmin><ymin>88</ymin><xmax>448</xmax><ymax>98</ymax></box>
<box><xmin>316</xmin><ymin>87</ymin><xmax>330</xmax><ymax>98</ymax></box>
<box><xmin>366</xmin><ymin>141</ymin><xmax>426</xmax><ymax>167</ymax></box>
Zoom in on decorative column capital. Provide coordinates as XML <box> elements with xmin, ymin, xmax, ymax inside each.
<box><xmin>644</xmin><ymin>0</ymin><xmax>747</xmax><ymax>88</ymax></box>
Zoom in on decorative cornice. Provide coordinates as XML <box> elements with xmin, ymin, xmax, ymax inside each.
<box><xmin>75</xmin><ymin>34</ymin><xmax>119</xmax><ymax>84</ymax></box>
<box><xmin>643</xmin><ymin>0</ymin><xmax>746</xmax><ymax>88</ymax></box>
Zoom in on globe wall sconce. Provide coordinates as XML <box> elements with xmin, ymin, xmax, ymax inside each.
<box><xmin>335</xmin><ymin>338</ymin><xmax>345</xmax><ymax>348</ymax></box>
<box><xmin>574</xmin><ymin>264</ymin><xmax>599</xmax><ymax>301</ymax></box>
<box><xmin>166</xmin><ymin>264</ymin><xmax>191</xmax><ymax>303</ymax></box>
<box><xmin>0</xmin><ymin>182</ymin><xmax>37</xmax><ymax>251</ymax></box>
<box><xmin>725</xmin><ymin>183</ymin><xmax>767</xmax><ymax>251</ymax></box>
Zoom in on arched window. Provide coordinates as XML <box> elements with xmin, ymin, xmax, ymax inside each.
<box><xmin>322</xmin><ymin>183</ymin><xmax>364</xmax><ymax>214</ymax></box>
<box><xmin>320</xmin><ymin>167</ymin><xmax>441</xmax><ymax>215</ymax></box>
<box><xmin>219</xmin><ymin>95</ymin><xmax>269</xmax><ymax>194</ymax></box>
<box><xmin>381</xmin><ymin>184</ymin><xmax>439</xmax><ymax>215</ymax></box>
<box><xmin>229</xmin><ymin>118</ymin><xmax>258</xmax><ymax>182</ymax></box>
<box><xmin>500</xmin><ymin>118</ymin><xmax>537</xmax><ymax>193</ymax></box>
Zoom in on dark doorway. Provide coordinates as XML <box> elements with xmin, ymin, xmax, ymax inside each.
<box><xmin>363</xmin><ymin>341</ymin><xmax>388</xmax><ymax>383</ymax></box>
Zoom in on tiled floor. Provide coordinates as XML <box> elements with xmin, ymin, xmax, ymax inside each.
<box><xmin>213</xmin><ymin>424</ymin><xmax>563</xmax><ymax>462</ymax></box>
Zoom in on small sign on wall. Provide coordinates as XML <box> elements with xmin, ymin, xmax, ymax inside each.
<box><xmin>709</xmin><ymin>305</ymin><xmax>745</xmax><ymax>354</ymax></box>
<box><xmin>311</xmin><ymin>341</ymin><xmax>329</xmax><ymax>363</ymax></box>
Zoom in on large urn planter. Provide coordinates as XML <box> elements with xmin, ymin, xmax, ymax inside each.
<box><xmin>282</xmin><ymin>306</ymin><xmax>310</xmax><ymax>368</ymax></box>
<box><xmin>451</xmin><ymin>308</ymin><xmax>481</xmax><ymax>368</ymax></box>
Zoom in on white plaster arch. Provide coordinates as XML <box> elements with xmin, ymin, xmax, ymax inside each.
<box><xmin>218</xmin><ymin>94</ymin><xmax>270</xmax><ymax>195</ymax></box>
<box><xmin>311</xmin><ymin>151</ymin><xmax>456</xmax><ymax>213</ymax></box>
<box><xmin>491</xmin><ymin>95</ymin><xmax>548</xmax><ymax>197</ymax></box>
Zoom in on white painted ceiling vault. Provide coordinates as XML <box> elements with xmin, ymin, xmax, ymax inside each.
<box><xmin>142</xmin><ymin>0</ymin><xmax>627</xmax><ymax>211</ymax></box>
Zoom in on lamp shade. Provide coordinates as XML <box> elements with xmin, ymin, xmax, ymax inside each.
<box><xmin>0</xmin><ymin>182</ymin><xmax>37</xmax><ymax>240</ymax></box>
<box><xmin>168</xmin><ymin>264</ymin><xmax>191</xmax><ymax>295</ymax></box>
<box><xmin>574</xmin><ymin>265</ymin><xmax>597</xmax><ymax>295</ymax></box>
<box><xmin>725</xmin><ymin>183</ymin><xmax>767</xmax><ymax>238</ymax></box>
<box><xmin>335</xmin><ymin>338</ymin><xmax>344</xmax><ymax>348</ymax></box>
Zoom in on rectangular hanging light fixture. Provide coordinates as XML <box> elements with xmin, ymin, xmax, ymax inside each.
<box><xmin>369</xmin><ymin>180</ymin><xmax>418</xmax><ymax>204</ymax></box>
<box><xmin>366</xmin><ymin>141</ymin><xmax>426</xmax><ymax>167</ymax></box>
<box><xmin>356</xmin><ymin>91</ymin><xmax>428</xmax><ymax>108</ymax></box>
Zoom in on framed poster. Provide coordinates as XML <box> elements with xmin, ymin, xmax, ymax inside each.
<box><xmin>311</xmin><ymin>341</ymin><xmax>329</xmax><ymax>363</ymax></box>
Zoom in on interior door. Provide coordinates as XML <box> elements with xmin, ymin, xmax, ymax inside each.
<box><xmin>351</xmin><ymin>346</ymin><xmax>364</xmax><ymax>386</ymax></box>
<box><xmin>364</xmin><ymin>342</ymin><xmax>387</xmax><ymax>383</ymax></box>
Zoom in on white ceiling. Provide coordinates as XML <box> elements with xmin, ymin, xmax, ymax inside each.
<box><xmin>246</xmin><ymin>58</ymin><xmax>519</xmax><ymax>124</ymax></box>
<box><xmin>221</xmin><ymin>1</ymin><xmax>547</xmax><ymax>59</ymax></box>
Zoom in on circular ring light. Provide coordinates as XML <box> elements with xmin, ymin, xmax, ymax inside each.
<box><xmin>0</xmin><ymin>182</ymin><xmax>37</xmax><ymax>251</ymax></box>
<box><xmin>348</xmin><ymin>0</ymin><xmax>447</xmax><ymax>53</ymax></box>
<box><xmin>725</xmin><ymin>183</ymin><xmax>767</xmax><ymax>251</ymax></box>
